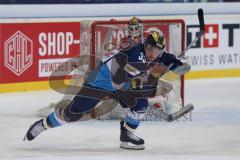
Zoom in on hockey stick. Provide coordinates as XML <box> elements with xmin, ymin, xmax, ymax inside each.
<box><xmin>148</xmin><ymin>103</ymin><xmax>194</xmax><ymax>122</ymax></box>
<box><xmin>178</xmin><ymin>8</ymin><xmax>205</xmax><ymax>58</ymax></box>
<box><xmin>96</xmin><ymin>10</ymin><xmax>204</xmax><ymax>120</ymax></box>
<box><xmin>138</xmin><ymin>9</ymin><xmax>204</xmax><ymax>121</ymax></box>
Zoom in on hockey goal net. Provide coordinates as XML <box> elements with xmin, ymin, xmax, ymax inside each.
<box><xmin>40</xmin><ymin>18</ymin><xmax>185</xmax><ymax>121</ymax></box>
<box><xmin>88</xmin><ymin>19</ymin><xmax>185</xmax><ymax>120</ymax></box>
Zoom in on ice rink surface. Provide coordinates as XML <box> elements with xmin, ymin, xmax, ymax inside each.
<box><xmin>0</xmin><ymin>78</ymin><xmax>240</xmax><ymax>160</ymax></box>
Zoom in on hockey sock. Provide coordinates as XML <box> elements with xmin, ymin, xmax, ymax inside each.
<box><xmin>45</xmin><ymin>112</ymin><xmax>66</xmax><ymax>128</ymax></box>
<box><xmin>124</xmin><ymin>109</ymin><xmax>145</xmax><ymax>132</ymax></box>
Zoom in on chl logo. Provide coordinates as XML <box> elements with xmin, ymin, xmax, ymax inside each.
<box><xmin>4</xmin><ymin>31</ymin><xmax>33</xmax><ymax>76</ymax></box>
<box><xmin>187</xmin><ymin>24</ymin><xmax>219</xmax><ymax>48</ymax></box>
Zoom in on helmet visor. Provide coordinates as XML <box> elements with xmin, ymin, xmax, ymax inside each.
<box><xmin>128</xmin><ymin>24</ymin><xmax>142</xmax><ymax>37</ymax></box>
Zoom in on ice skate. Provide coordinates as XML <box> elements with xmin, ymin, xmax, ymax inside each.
<box><xmin>23</xmin><ymin>119</ymin><xmax>46</xmax><ymax>141</ymax></box>
<box><xmin>120</xmin><ymin>121</ymin><xmax>145</xmax><ymax>150</ymax></box>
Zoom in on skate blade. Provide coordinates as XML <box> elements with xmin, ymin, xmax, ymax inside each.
<box><xmin>120</xmin><ymin>142</ymin><xmax>145</xmax><ymax>150</ymax></box>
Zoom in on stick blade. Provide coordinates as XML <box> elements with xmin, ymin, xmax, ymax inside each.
<box><xmin>167</xmin><ymin>103</ymin><xmax>194</xmax><ymax>122</ymax></box>
<box><xmin>198</xmin><ymin>8</ymin><xmax>205</xmax><ymax>31</ymax></box>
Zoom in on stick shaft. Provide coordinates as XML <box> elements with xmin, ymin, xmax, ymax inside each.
<box><xmin>178</xmin><ymin>8</ymin><xmax>205</xmax><ymax>58</ymax></box>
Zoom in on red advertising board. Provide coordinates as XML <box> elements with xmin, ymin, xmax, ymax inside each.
<box><xmin>0</xmin><ymin>22</ymin><xmax>80</xmax><ymax>83</ymax></box>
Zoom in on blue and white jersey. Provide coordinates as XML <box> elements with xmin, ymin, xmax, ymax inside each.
<box><xmin>86</xmin><ymin>43</ymin><xmax>147</xmax><ymax>91</ymax></box>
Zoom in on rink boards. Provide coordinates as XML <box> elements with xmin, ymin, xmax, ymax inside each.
<box><xmin>0</xmin><ymin>14</ymin><xmax>240</xmax><ymax>92</ymax></box>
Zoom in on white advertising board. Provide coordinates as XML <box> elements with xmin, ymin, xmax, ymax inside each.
<box><xmin>185</xmin><ymin>15</ymin><xmax>240</xmax><ymax>72</ymax></box>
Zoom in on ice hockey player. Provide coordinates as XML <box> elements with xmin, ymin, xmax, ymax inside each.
<box><xmin>117</xmin><ymin>16</ymin><xmax>144</xmax><ymax>50</ymax></box>
<box><xmin>24</xmin><ymin>31</ymin><xmax>191</xmax><ymax>150</ymax></box>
